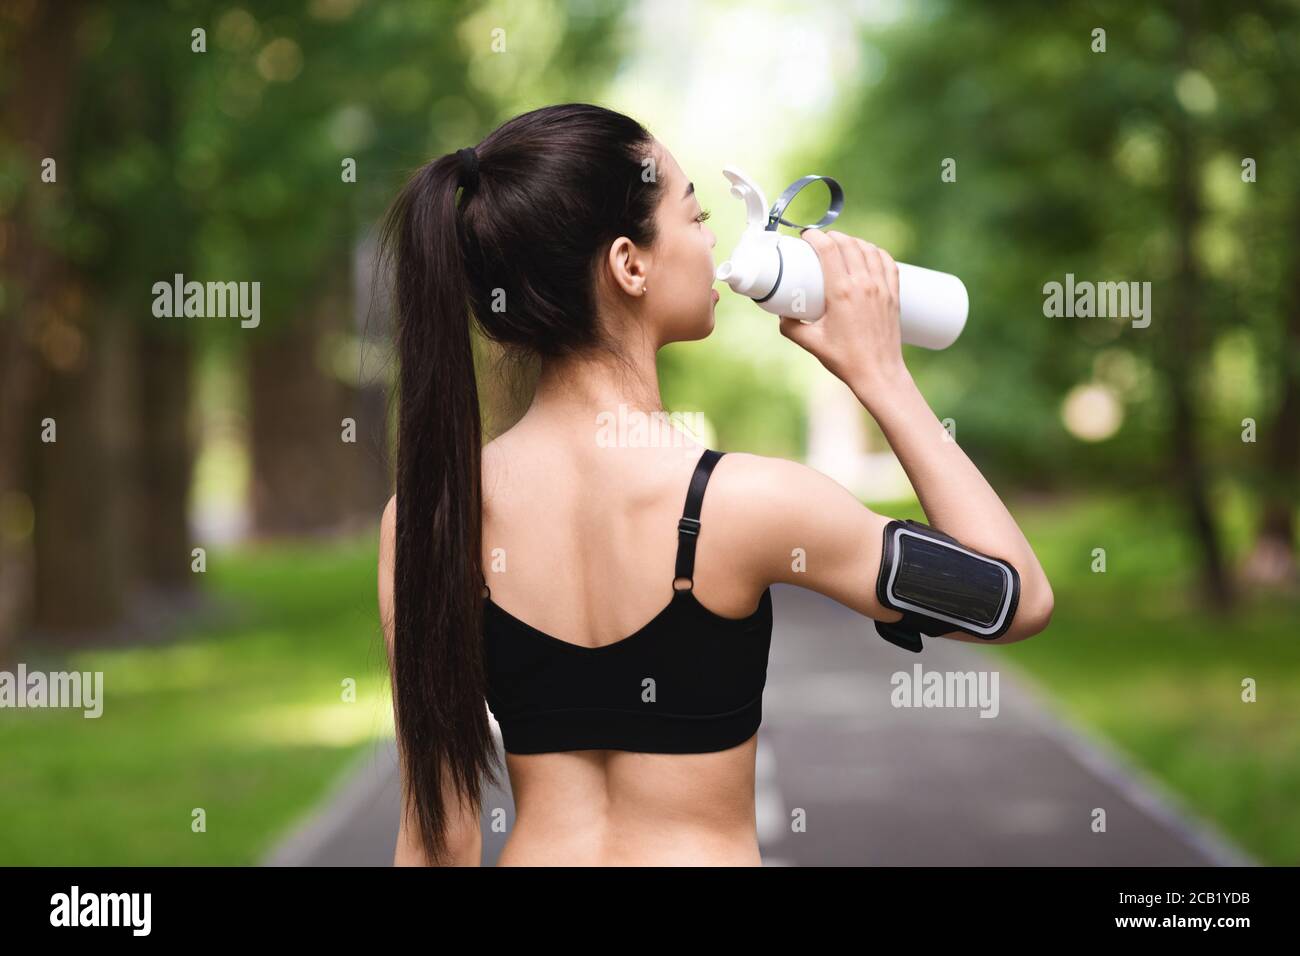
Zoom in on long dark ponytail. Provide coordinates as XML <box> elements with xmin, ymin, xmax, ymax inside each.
<box><xmin>378</xmin><ymin>103</ymin><xmax>663</xmax><ymax>863</ymax></box>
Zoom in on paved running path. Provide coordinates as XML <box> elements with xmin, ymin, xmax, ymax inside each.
<box><xmin>264</xmin><ymin>584</ymin><xmax>1255</xmax><ymax>866</ymax></box>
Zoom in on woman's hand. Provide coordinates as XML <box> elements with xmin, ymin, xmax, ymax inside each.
<box><xmin>778</xmin><ymin>229</ymin><xmax>911</xmax><ymax>399</ymax></box>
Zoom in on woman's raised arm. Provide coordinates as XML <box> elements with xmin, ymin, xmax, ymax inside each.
<box><xmin>728</xmin><ymin>228</ymin><xmax>1053</xmax><ymax>645</ymax></box>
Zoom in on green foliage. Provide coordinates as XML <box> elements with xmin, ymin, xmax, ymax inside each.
<box><xmin>813</xmin><ymin>1</ymin><xmax>1299</xmax><ymax>491</ymax></box>
<box><xmin>1004</xmin><ymin>486</ymin><xmax>1300</xmax><ymax>864</ymax></box>
<box><xmin>23</xmin><ymin>0</ymin><xmax>628</xmax><ymax>340</ymax></box>
<box><xmin>0</xmin><ymin>533</ymin><xmax>391</xmax><ymax>865</ymax></box>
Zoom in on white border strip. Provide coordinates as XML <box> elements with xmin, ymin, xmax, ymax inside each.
<box><xmin>885</xmin><ymin>527</ymin><xmax>1013</xmax><ymax>636</ymax></box>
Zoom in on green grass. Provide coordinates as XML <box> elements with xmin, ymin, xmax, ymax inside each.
<box><xmin>2</xmin><ymin>487</ymin><xmax>1295</xmax><ymax>865</ymax></box>
<box><xmin>0</xmin><ymin>534</ymin><xmax>393</xmax><ymax>865</ymax></box>
<box><xmin>983</xmin><ymin>488</ymin><xmax>1298</xmax><ymax>866</ymax></box>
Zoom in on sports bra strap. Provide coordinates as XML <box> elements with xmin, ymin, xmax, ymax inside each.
<box><xmin>673</xmin><ymin>448</ymin><xmax>725</xmax><ymax>591</ymax></box>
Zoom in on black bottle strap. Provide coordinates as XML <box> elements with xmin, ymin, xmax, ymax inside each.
<box><xmin>673</xmin><ymin>449</ymin><xmax>725</xmax><ymax>591</ymax></box>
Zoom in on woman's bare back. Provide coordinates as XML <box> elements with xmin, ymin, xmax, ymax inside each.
<box><xmin>480</xmin><ymin>423</ymin><xmax>771</xmax><ymax>865</ymax></box>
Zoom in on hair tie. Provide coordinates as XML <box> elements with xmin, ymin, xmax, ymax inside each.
<box><xmin>455</xmin><ymin>146</ymin><xmax>480</xmax><ymax>193</ymax></box>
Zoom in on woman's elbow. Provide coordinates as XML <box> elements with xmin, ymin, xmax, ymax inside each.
<box><xmin>1006</xmin><ymin>572</ymin><xmax>1054</xmax><ymax>642</ymax></box>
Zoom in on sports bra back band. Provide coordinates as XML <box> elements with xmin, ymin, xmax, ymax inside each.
<box><xmin>482</xmin><ymin>448</ymin><xmax>775</xmax><ymax>755</ymax></box>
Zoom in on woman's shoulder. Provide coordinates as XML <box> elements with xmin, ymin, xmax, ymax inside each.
<box><xmin>701</xmin><ymin>449</ymin><xmax>878</xmax><ymax>555</ymax></box>
<box><xmin>709</xmin><ymin>449</ymin><xmax>840</xmax><ymax>507</ymax></box>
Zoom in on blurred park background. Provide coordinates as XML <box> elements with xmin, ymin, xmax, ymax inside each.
<box><xmin>1</xmin><ymin>0</ymin><xmax>1296</xmax><ymax>865</ymax></box>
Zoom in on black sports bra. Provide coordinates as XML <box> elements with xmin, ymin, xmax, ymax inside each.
<box><xmin>482</xmin><ymin>448</ymin><xmax>774</xmax><ymax>755</ymax></box>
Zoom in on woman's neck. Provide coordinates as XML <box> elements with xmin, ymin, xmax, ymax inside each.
<box><xmin>525</xmin><ymin>343</ymin><xmax>664</xmax><ymax>429</ymax></box>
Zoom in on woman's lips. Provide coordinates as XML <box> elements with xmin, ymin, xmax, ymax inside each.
<box><xmin>712</xmin><ymin>289</ymin><xmax>720</xmax><ymax>302</ymax></box>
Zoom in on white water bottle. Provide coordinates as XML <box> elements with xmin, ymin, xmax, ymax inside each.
<box><xmin>714</xmin><ymin>166</ymin><xmax>969</xmax><ymax>350</ymax></box>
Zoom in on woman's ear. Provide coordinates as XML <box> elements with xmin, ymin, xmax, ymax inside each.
<box><xmin>606</xmin><ymin>235</ymin><xmax>649</xmax><ymax>298</ymax></box>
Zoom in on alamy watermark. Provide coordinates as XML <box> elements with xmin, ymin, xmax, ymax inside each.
<box><xmin>890</xmin><ymin>663</ymin><xmax>1000</xmax><ymax>718</ymax></box>
<box><xmin>595</xmin><ymin>403</ymin><xmax>706</xmax><ymax>447</ymax></box>
<box><xmin>1</xmin><ymin>664</ymin><xmax>103</xmax><ymax>717</ymax></box>
<box><xmin>1042</xmin><ymin>273</ymin><xmax>1151</xmax><ymax>328</ymax></box>
<box><xmin>152</xmin><ymin>273</ymin><xmax>260</xmax><ymax>328</ymax></box>
<box><xmin>50</xmin><ymin>885</ymin><xmax>150</xmax><ymax>935</ymax></box>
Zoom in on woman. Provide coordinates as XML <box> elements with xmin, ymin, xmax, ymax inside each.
<box><xmin>376</xmin><ymin>103</ymin><xmax>1054</xmax><ymax>866</ymax></box>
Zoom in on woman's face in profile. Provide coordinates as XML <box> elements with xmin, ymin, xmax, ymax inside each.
<box><xmin>643</xmin><ymin>140</ymin><xmax>719</xmax><ymax>344</ymax></box>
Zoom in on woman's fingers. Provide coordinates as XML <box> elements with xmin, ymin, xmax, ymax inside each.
<box><xmin>778</xmin><ymin>227</ymin><xmax>908</xmax><ymax>390</ymax></box>
<box><xmin>872</xmin><ymin>242</ymin><xmax>900</xmax><ymax>302</ymax></box>
<box><xmin>801</xmin><ymin>228</ymin><xmax>849</xmax><ymax>285</ymax></box>
<box><xmin>854</xmin><ymin>239</ymin><xmax>899</xmax><ymax>307</ymax></box>
<box><xmin>857</xmin><ymin>238</ymin><xmax>884</xmax><ymax>284</ymax></box>
<box><xmin>779</xmin><ymin>314</ymin><xmax>821</xmax><ymax>349</ymax></box>
<box><xmin>828</xmin><ymin>230</ymin><xmax>869</xmax><ymax>275</ymax></box>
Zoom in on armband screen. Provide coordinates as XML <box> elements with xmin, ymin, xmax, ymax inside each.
<box><xmin>877</xmin><ymin>520</ymin><xmax>1020</xmax><ymax>641</ymax></box>
<box><xmin>893</xmin><ymin>535</ymin><xmax>1008</xmax><ymax>628</ymax></box>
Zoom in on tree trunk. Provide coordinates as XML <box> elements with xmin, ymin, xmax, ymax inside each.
<box><xmin>0</xmin><ymin>0</ymin><xmax>84</xmax><ymax>651</ymax></box>
<box><xmin>29</xmin><ymin>306</ymin><xmax>136</xmax><ymax>634</ymax></box>
<box><xmin>248</xmin><ymin>268</ymin><xmax>358</xmax><ymax>538</ymax></box>
<box><xmin>135</xmin><ymin>328</ymin><xmax>195</xmax><ymax>589</ymax></box>
<box><xmin>1162</xmin><ymin>7</ymin><xmax>1235</xmax><ymax>609</ymax></box>
<box><xmin>1242</xmin><ymin>198</ymin><xmax>1300</xmax><ymax>587</ymax></box>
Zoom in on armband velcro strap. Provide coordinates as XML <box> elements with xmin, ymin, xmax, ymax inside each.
<box><xmin>873</xmin><ymin>519</ymin><xmax>1021</xmax><ymax>653</ymax></box>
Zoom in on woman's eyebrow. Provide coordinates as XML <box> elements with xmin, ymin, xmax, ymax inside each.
<box><xmin>682</xmin><ymin>181</ymin><xmax>694</xmax><ymax>200</ymax></box>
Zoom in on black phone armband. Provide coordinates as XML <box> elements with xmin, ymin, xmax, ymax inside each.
<box><xmin>873</xmin><ymin>519</ymin><xmax>1021</xmax><ymax>653</ymax></box>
